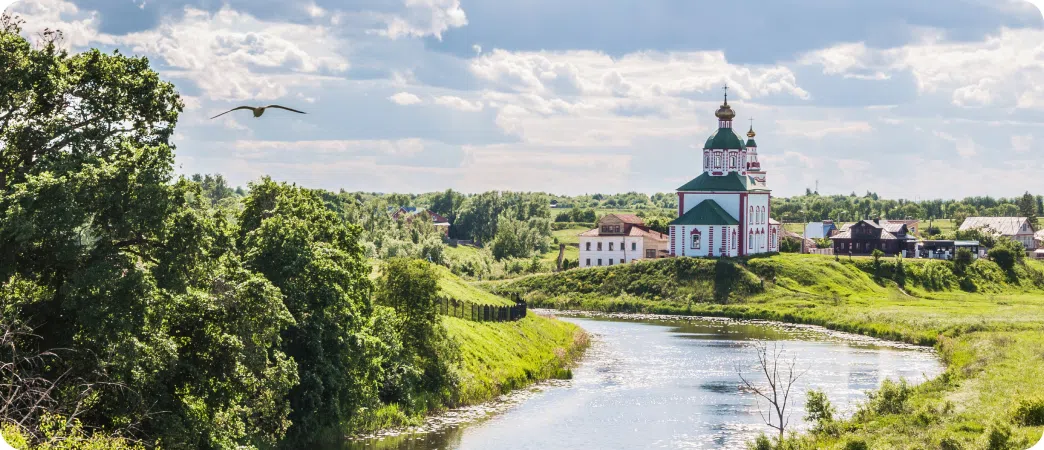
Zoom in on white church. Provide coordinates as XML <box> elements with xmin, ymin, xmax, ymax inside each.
<box><xmin>669</xmin><ymin>89</ymin><xmax>781</xmax><ymax>257</ymax></box>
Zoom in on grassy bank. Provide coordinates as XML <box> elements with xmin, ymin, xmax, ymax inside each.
<box><xmin>488</xmin><ymin>254</ymin><xmax>1044</xmax><ymax>448</ymax></box>
<box><xmin>349</xmin><ymin>269</ymin><xmax>588</xmax><ymax>436</ymax></box>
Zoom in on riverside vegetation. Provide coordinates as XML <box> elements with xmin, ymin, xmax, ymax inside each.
<box><xmin>0</xmin><ymin>17</ymin><xmax>585</xmax><ymax>450</ymax></box>
<box><xmin>488</xmin><ymin>251</ymin><xmax>1044</xmax><ymax>449</ymax></box>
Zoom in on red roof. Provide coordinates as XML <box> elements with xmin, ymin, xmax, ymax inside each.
<box><xmin>610</xmin><ymin>214</ymin><xmax>645</xmax><ymax>225</ymax></box>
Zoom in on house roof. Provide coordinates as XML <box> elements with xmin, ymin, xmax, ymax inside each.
<box><xmin>606</xmin><ymin>214</ymin><xmax>644</xmax><ymax>225</ymax></box>
<box><xmin>676</xmin><ymin>172</ymin><xmax>769</xmax><ymax>192</ymax></box>
<box><xmin>669</xmin><ymin>200</ymin><xmax>739</xmax><ymax>226</ymax></box>
<box><xmin>579</xmin><ymin>225</ymin><xmax>668</xmax><ymax>241</ymax></box>
<box><xmin>959</xmin><ymin>217</ymin><xmax>1032</xmax><ymax>236</ymax></box>
<box><xmin>830</xmin><ymin>220</ymin><xmax>915</xmax><ymax>241</ymax></box>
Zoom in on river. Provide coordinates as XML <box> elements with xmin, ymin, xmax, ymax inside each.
<box><xmin>347</xmin><ymin>312</ymin><xmax>943</xmax><ymax>450</ymax></box>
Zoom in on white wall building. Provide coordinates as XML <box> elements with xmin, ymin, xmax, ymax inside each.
<box><xmin>959</xmin><ymin>217</ymin><xmax>1037</xmax><ymax>250</ymax></box>
<box><xmin>578</xmin><ymin>214</ymin><xmax>669</xmax><ymax>268</ymax></box>
<box><xmin>669</xmin><ymin>90</ymin><xmax>781</xmax><ymax>257</ymax></box>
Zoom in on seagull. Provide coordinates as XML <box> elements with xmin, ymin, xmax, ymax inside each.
<box><xmin>209</xmin><ymin>105</ymin><xmax>307</xmax><ymax>120</ymax></box>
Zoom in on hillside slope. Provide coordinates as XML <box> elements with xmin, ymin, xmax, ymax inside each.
<box><xmin>487</xmin><ymin>254</ymin><xmax>1044</xmax><ymax>448</ymax></box>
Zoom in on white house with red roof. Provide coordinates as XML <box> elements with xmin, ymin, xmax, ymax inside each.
<box><xmin>578</xmin><ymin>214</ymin><xmax>669</xmax><ymax>268</ymax></box>
<box><xmin>668</xmin><ymin>89</ymin><xmax>781</xmax><ymax>258</ymax></box>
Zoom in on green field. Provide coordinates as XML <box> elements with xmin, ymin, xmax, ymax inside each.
<box><xmin>489</xmin><ymin>254</ymin><xmax>1044</xmax><ymax>448</ymax></box>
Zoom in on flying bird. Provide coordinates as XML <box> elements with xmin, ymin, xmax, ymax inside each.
<box><xmin>209</xmin><ymin>105</ymin><xmax>307</xmax><ymax>120</ymax></box>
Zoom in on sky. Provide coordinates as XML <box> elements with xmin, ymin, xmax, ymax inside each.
<box><xmin>5</xmin><ymin>0</ymin><xmax>1044</xmax><ymax>198</ymax></box>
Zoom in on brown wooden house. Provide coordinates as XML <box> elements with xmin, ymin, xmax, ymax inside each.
<box><xmin>830</xmin><ymin>219</ymin><xmax>917</xmax><ymax>257</ymax></box>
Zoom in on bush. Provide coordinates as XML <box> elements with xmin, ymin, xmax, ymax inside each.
<box><xmin>866</xmin><ymin>378</ymin><xmax>911</xmax><ymax>415</ymax></box>
<box><xmin>980</xmin><ymin>422</ymin><xmax>1012</xmax><ymax>450</ymax></box>
<box><xmin>804</xmin><ymin>389</ymin><xmax>836</xmax><ymax>432</ymax></box>
<box><xmin>747</xmin><ymin>434</ymin><xmax>773</xmax><ymax>450</ymax></box>
<box><xmin>843</xmin><ymin>439</ymin><xmax>868</xmax><ymax>450</ymax></box>
<box><xmin>1010</xmin><ymin>396</ymin><xmax>1044</xmax><ymax>426</ymax></box>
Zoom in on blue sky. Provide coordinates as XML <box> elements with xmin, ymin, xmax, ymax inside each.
<box><xmin>6</xmin><ymin>0</ymin><xmax>1044</xmax><ymax>198</ymax></box>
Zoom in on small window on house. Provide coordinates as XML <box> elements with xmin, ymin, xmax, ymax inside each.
<box><xmin>586</xmin><ymin>242</ymin><xmax>591</xmax><ymax>251</ymax></box>
<box><xmin>609</xmin><ymin>242</ymin><xmax>614</xmax><ymax>251</ymax></box>
<box><xmin>609</xmin><ymin>259</ymin><xmax>614</xmax><ymax>265</ymax></box>
<box><xmin>632</xmin><ymin>242</ymin><xmax>637</xmax><ymax>251</ymax></box>
<box><xmin>586</xmin><ymin>258</ymin><xmax>591</xmax><ymax>266</ymax></box>
<box><xmin>690</xmin><ymin>229</ymin><xmax>702</xmax><ymax>250</ymax></box>
<box><xmin>598</xmin><ymin>259</ymin><xmax>602</xmax><ymax>266</ymax></box>
<box><xmin>646</xmin><ymin>249</ymin><xmax>655</xmax><ymax>258</ymax></box>
<box><xmin>749</xmin><ymin>231</ymin><xmax>753</xmax><ymax>249</ymax></box>
<box><xmin>597</xmin><ymin>242</ymin><xmax>602</xmax><ymax>251</ymax></box>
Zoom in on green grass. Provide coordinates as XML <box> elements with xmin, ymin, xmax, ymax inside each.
<box><xmin>434</xmin><ymin>264</ymin><xmax>516</xmax><ymax>306</ymax></box>
<box><xmin>488</xmin><ymin>253</ymin><xmax>1044</xmax><ymax>448</ymax></box>
<box><xmin>443</xmin><ymin>243</ymin><xmax>484</xmax><ymax>260</ymax></box>
<box><xmin>445</xmin><ymin>313</ymin><xmax>588</xmax><ymax>404</ymax></box>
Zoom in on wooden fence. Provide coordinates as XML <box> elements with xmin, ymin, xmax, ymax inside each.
<box><xmin>438</xmin><ymin>297</ymin><xmax>527</xmax><ymax>322</ymax></box>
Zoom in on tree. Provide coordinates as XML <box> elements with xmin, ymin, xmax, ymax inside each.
<box><xmin>736</xmin><ymin>341</ymin><xmax>807</xmax><ymax>442</ymax></box>
<box><xmin>1018</xmin><ymin>192</ymin><xmax>1039</xmax><ymax>230</ymax></box>
<box><xmin>374</xmin><ymin>258</ymin><xmax>457</xmax><ymax>405</ymax></box>
<box><xmin>954</xmin><ymin>248</ymin><xmax>974</xmax><ymax>275</ymax></box>
<box><xmin>804</xmin><ymin>389</ymin><xmax>836</xmax><ymax>433</ymax></box>
<box><xmin>239</xmin><ymin>178</ymin><xmax>378</xmax><ymax>447</ymax></box>
<box><xmin>2</xmin><ymin>18</ymin><xmax>298</xmax><ymax>448</ymax></box>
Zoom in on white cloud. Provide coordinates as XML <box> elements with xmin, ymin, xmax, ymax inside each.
<box><xmin>378</xmin><ymin>0</ymin><xmax>467</xmax><ymax>40</ymax></box>
<box><xmin>389</xmin><ymin>91</ymin><xmax>422</xmax><ymax>105</ymax></box>
<box><xmin>1012</xmin><ymin>134</ymin><xmax>1034</xmax><ymax>154</ymax></box>
<box><xmin>934</xmin><ymin>130</ymin><xmax>978</xmax><ymax>158</ymax></box>
<box><xmin>13</xmin><ymin>2</ymin><xmax>351</xmax><ymax>102</ymax></box>
<box><xmin>433</xmin><ymin>95</ymin><xmax>483</xmax><ymax>112</ymax></box>
<box><xmin>799</xmin><ymin>28</ymin><xmax>1044</xmax><ymax>110</ymax></box>
<box><xmin>774</xmin><ymin>119</ymin><xmax>873</xmax><ymax>139</ymax></box>
<box><xmin>470</xmin><ymin>49</ymin><xmax>810</xmax><ymax>100</ymax></box>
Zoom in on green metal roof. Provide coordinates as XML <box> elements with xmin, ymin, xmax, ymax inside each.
<box><xmin>669</xmin><ymin>200</ymin><xmax>739</xmax><ymax>226</ymax></box>
<box><xmin>676</xmin><ymin>172</ymin><xmax>747</xmax><ymax>191</ymax></box>
<box><xmin>704</xmin><ymin>128</ymin><xmax>746</xmax><ymax>150</ymax></box>
<box><xmin>746</xmin><ymin>138</ymin><xmax>757</xmax><ymax>147</ymax></box>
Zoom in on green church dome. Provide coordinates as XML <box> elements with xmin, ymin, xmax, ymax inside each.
<box><xmin>704</xmin><ymin>128</ymin><xmax>747</xmax><ymax>150</ymax></box>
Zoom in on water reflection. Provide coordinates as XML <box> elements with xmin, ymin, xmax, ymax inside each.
<box><xmin>344</xmin><ymin>314</ymin><xmax>942</xmax><ymax>450</ymax></box>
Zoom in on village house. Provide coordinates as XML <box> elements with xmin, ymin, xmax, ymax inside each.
<box><xmin>830</xmin><ymin>219</ymin><xmax>917</xmax><ymax>257</ymax></box>
<box><xmin>578</xmin><ymin>214</ymin><xmax>669</xmax><ymax>268</ymax></box>
<box><xmin>668</xmin><ymin>88</ymin><xmax>781</xmax><ymax>257</ymax></box>
<box><xmin>390</xmin><ymin>206</ymin><xmax>451</xmax><ymax>236</ymax></box>
<box><xmin>958</xmin><ymin>217</ymin><xmax>1036</xmax><ymax>250</ymax></box>
<box><xmin>803</xmin><ymin>220</ymin><xmax>838</xmax><ymax>239</ymax></box>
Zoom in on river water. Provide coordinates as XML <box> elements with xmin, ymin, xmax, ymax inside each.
<box><xmin>347</xmin><ymin>313</ymin><xmax>943</xmax><ymax>450</ymax></box>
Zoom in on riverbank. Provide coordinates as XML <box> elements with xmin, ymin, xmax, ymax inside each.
<box><xmin>488</xmin><ymin>254</ymin><xmax>1044</xmax><ymax>448</ymax></box>
<box><xmin>347</xmin><ymin>311</ymin><xmax>589</xmax><ymax>438</ymax></box>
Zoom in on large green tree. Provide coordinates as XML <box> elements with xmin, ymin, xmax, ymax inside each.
<box><xmin>1</xmin><ymin>17</ymin><xmax>298</xmax><ymax>449</ymax></box>
<box><xmin>238</xmin><ymin>178</ymin><xmax>381</xmax><ymax>447</ymax></box>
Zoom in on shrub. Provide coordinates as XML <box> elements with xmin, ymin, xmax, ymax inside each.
<box><xmin>804</xmin><ymin>389</ymin><xmax>836</xmax><ymax>432</ymax></box>
<box><xmin>843</xmin><ymin>439</ymin><xmax>868</xmax><ymax>450</ymax></box>
<box><xmin>980</xmin><ymin>422</ymin><xmax>1012</xmax><ymax>450</ymax></box>
<box><xmin>747</xmin><ymin>434</ymin><xmax>773</xmax><ymax>450</ymax></box>
<box><xmin>867</xmin><ymin>378</ymin><xmax>911</xmax><ymax>415</ymax></box>
<box><xmin>1010</xmin><ymin>396</ymin><xmax>1044</xmax><ymax>426</ymax></box>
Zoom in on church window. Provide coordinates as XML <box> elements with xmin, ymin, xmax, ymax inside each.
<box><xmin>749</xmin><ymin>207</ymin><xmax>754</xmax><ymax>224</ymax></box>
<box><xmin>729</xmin><ymin>155</ymin><xmax>737</xmax><ymax>169</ymax></box>
<box><xmin>690</xmin><ymin>229</ymin><xmax>702</xmax><ymax>250</ymax></box>
<box><xmin>749</xmin><ymin>231</ymin><xmax>754</xmax><ymax>249</ymax></box>
<box><xmin>714</xmin><ymin>154</ymin><xmax>722</xmax><ymax>168</ymax></box>
<box><xmin>732</xmin><ymin>230</ymin><xmax>737</xmax><ymax>249</ymax></box>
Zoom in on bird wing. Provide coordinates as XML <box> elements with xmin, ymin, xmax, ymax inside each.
<box><xmin>265</xmin><ymin>105</ymin><xmax>307</xmax><ymax>114</ymax></box>
<box><xmin>210</xmin><ymin>106</ymin><xmax>255</xmax><ymax>119</ymax></box>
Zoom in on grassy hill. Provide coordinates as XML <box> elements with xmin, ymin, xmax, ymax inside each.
<box><xmin>486</xmin><ymin>254</ymin><xmax>1044</xmax><ymax>448</ymax></box>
